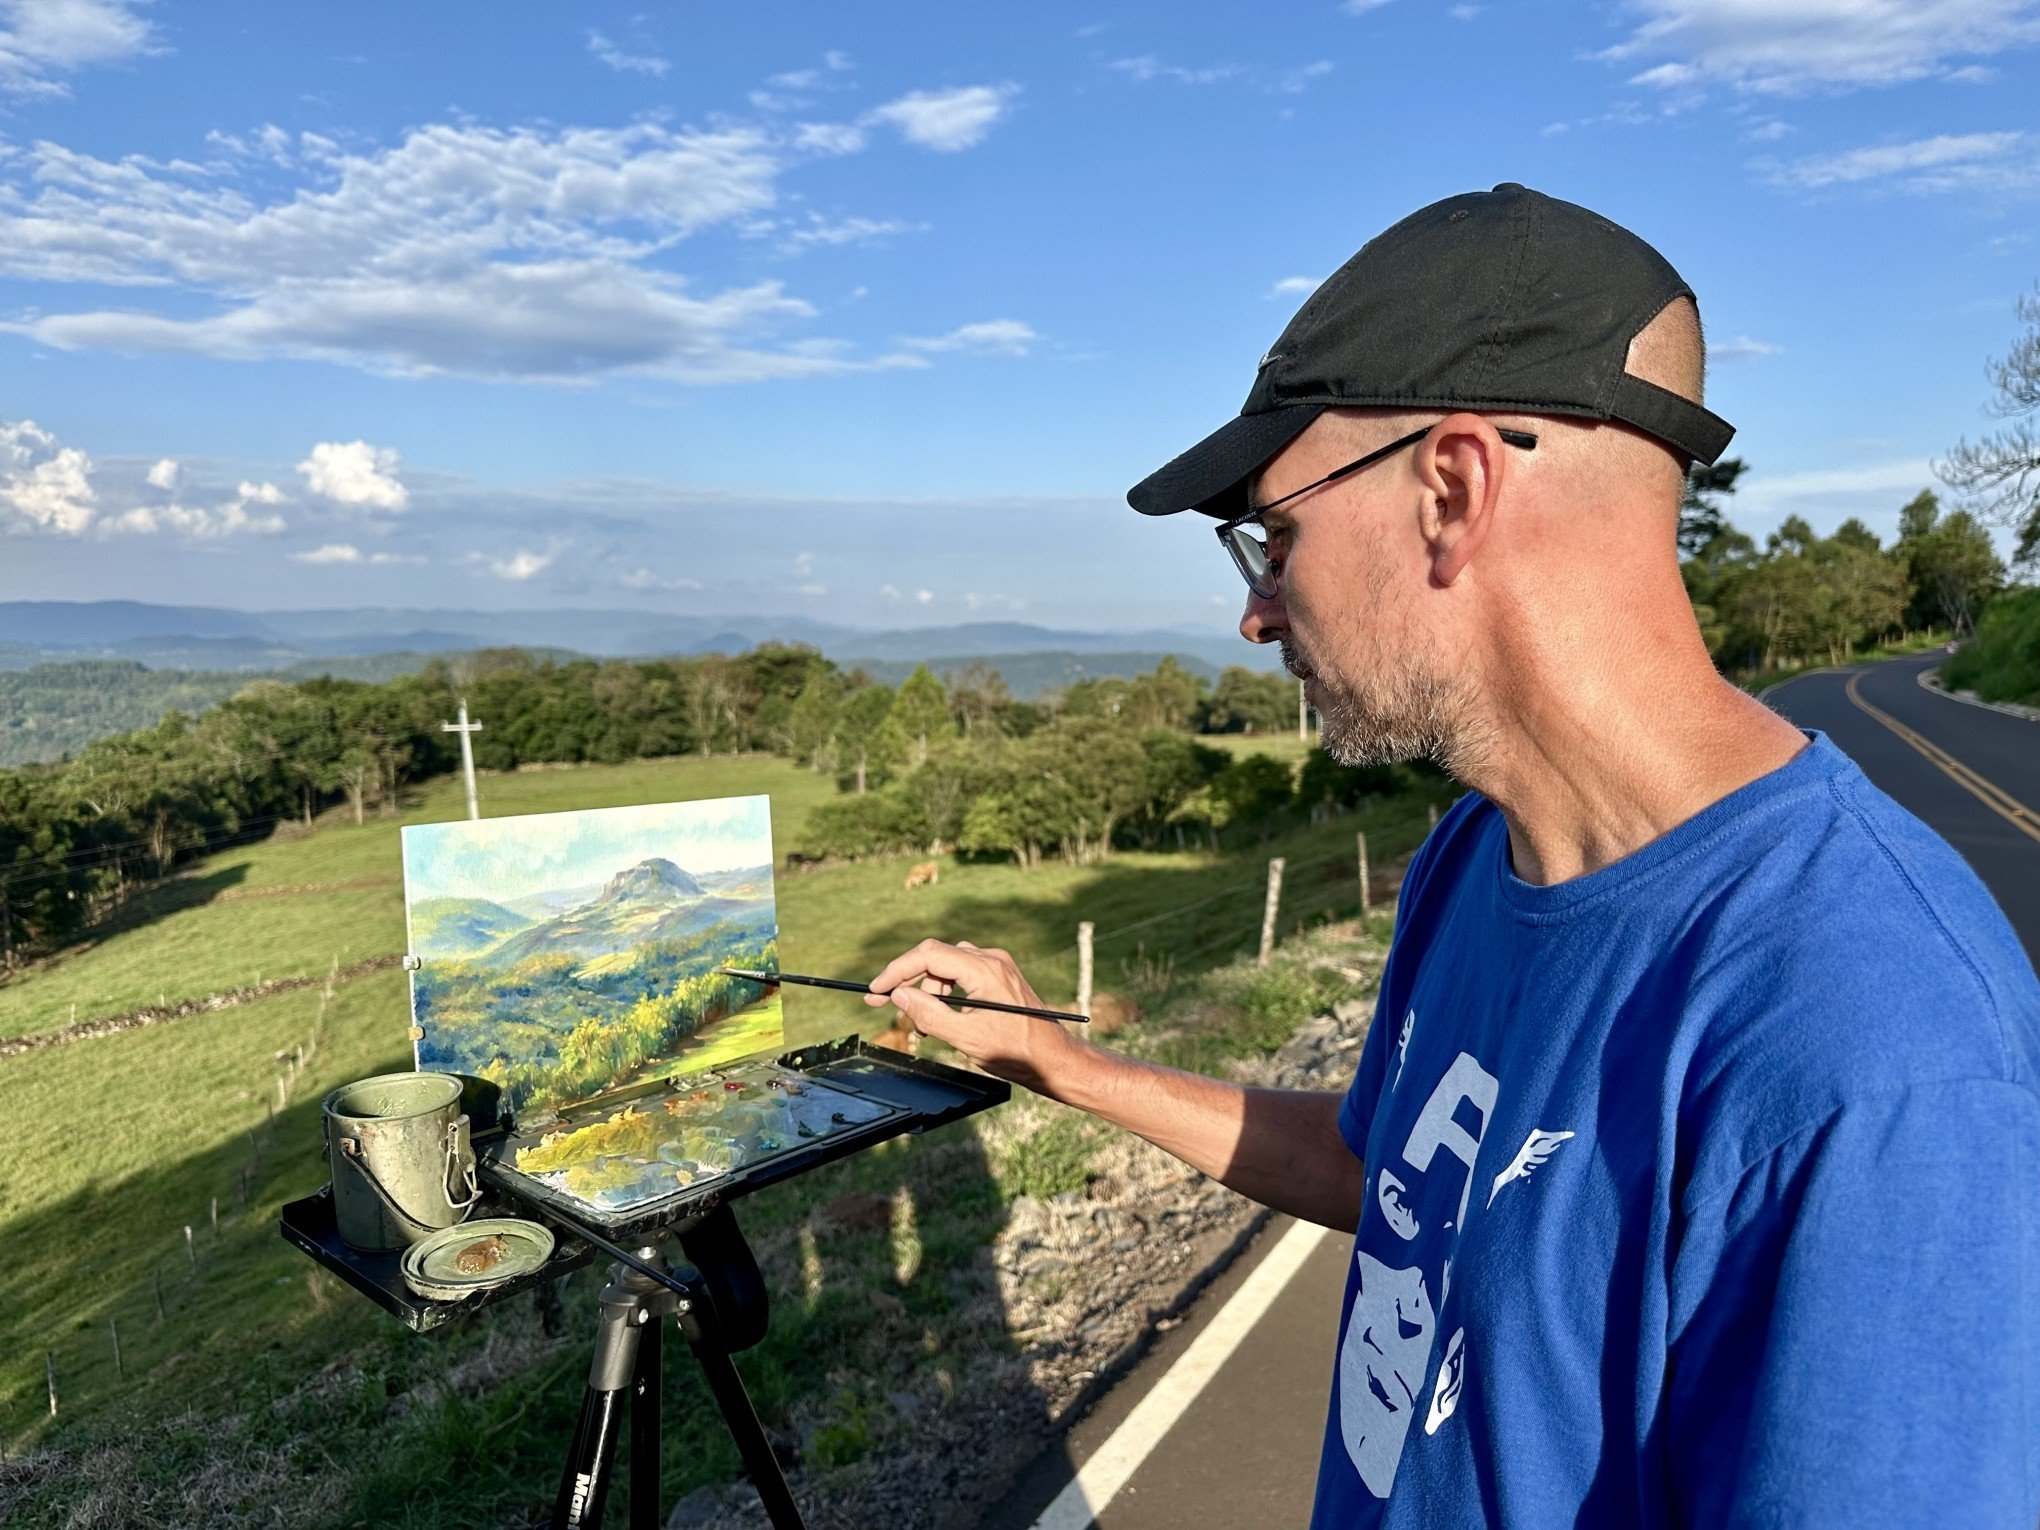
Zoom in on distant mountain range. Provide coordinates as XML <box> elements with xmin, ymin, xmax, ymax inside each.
<box><xmin>0</xmin><ymin>601</ymin><xmax>1279</xmax><ymax>764</ymax></box>
<box><xmin>0</xmin><ymin>600</ymin><xmax>1276</xmax><ymax>676</ymax></box>
<box><xmin>409</xmin><ymin>857</ymin><xmax>776</xmax><ymax>971</ymax></box>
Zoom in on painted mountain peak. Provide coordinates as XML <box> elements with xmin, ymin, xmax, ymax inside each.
<box><xmin>596</xmin><ymin>857</ymin><xmax>704</xmax><ymax>905</ymax></box>
<box><xmin>400</xmin><ymin>796</ymin><xmax>783</xmax><ymax>1116</ymax></box>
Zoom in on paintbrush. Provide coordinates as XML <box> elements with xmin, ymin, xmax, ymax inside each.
<box><xmin>717</xmin><ymin>967</ymin><xmax>1089</xmax><ymax>1024</ymax></box>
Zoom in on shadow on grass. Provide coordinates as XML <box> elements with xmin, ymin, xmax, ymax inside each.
<box><xmin>0</xmin><ymin>1046</ymin><xmax>1049</xmax><ymax>1530</ymax></box>
<box><xmin>0</xmin><ymin>865</ymin><xmax>252</xmax><ymax>1000</ymax></box>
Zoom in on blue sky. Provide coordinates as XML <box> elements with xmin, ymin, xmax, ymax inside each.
<box><xmin>1</xmin><ymin>0</ymin><xmax>2036</xmax><ymax>634</ymax></box>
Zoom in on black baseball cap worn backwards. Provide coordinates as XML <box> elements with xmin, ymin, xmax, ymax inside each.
<box><xmin>1127</xmin><ymin>182</ymin><xmax>1735</xmax><ymax>519</ymax></box>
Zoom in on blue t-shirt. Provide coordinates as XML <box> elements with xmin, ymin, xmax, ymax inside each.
<box><xmin>1313</xmin><ymin>733</ymin><xmax>2040</xmax><ymax>1527</ymax></box>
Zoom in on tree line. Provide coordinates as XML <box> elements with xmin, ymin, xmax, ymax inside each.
<box><xmin>0</xmin><ymin>645</ymin><xmax>1304</xmax><ymax>966</ymax></box>
<box><xmin>1680</xmin><ymin>469</ymin><xmax>2006</xmax><ymax>672</ymax></box>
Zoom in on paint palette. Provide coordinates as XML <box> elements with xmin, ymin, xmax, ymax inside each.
<box><xmin>493</xmin><ymin>1062</ymin><xmax>897</xmax><ymax>1214</ymax></box>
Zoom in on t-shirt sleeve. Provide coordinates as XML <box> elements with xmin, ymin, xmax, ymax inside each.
<box><xmin>1664</xmin><ymin>1078</ymin><xmax>2040</xmax><ymax>1528</ymax></box>
<box><xmin>1337</xmin><ymin>1000</ymin><xmax>1393</xmax><ymax>1160</ymax></box>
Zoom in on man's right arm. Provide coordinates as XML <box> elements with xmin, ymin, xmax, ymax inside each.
<box><xmin>865</xmin><ymin>939</ymin><xmax>1367</xmax><ymax>1233</ymax></box>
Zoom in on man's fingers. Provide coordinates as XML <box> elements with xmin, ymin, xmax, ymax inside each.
<box><xmin>866</xmin><ymin>938</ymin><xmax>998</xmax><ymax>1002</ymax></box>
<box><xmin>888</xmin><ymin>983</ymin><xmax>967</xmax><ymax>1041</ymax></box>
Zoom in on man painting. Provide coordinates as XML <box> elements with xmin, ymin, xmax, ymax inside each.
<box><xmin>869</xmin><ymin>184</ymin><xmax>2040</xmax><ymax>1527</ymax></box>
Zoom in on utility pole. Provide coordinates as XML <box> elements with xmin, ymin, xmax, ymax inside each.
<box><xmin>441</xmin><ymin>698</ymin><xmax>484</xmax><ymax>821</ymax></box>
<box><xmin>1298</xmin><ymin>679</ymin><xmax>1308</xmax><ymax>741</ymax></box>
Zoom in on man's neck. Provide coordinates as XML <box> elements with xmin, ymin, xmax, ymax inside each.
<box><xmin>1464</xmin><ymin>643</ymin><xmax>1808</xmax><ymax>888</ymax></box>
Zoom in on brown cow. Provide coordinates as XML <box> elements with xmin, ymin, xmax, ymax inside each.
<box><xmin>903</xmin><ymin>860</ymin><xmax>940</xmax><ymax>890</ymax></box>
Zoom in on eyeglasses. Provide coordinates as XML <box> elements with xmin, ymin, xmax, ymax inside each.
<box><xmin>1215</xmin><ymin>423</ymin><xmax>1538</xmax><ymax>599</ymax></box>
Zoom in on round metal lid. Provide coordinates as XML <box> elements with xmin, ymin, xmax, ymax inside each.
<box><xmin>401</xmin><ymin>1217</ymin><xmax>555</xmax><ymax>1301</ymax></box>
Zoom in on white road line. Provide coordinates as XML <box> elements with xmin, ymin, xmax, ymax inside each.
<box><xmin>1029</xmin><ymin>1217</ymin><xmax>1336</xmax><ymax>1530</ymax></box>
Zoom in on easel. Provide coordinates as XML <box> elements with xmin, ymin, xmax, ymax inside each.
<box><xmin>548</xmin><ymin>1203</ymin><xmax>804</xmax><ymax>1530</ymax></box>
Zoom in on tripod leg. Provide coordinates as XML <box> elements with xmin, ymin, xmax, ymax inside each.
<box><xmin>628</xmin><ymin>1313</ymin><xmax>663</xmax><ymax>1530</ymax></box>
<box><xmin>675</xmin><ymin>1306</ymin><xmax>805</xmax><ymax>1530</ymax></box>
<box><xmin>553</xmin><ymin>1285</ymin><xmax>644</xmax><ymax>1529</ymax></box>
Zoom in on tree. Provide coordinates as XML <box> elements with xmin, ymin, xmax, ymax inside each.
<box><xmin>1125</xmin><ymin>657</ymin><xmax>1208</xmax><ymax>731</ymax></box>
<box><xmin>1201</xmin><ymin>666</ymin><xmax>1292</xmax><ymax>734</ymax></box>
<box><xmin>1939</xmin><ymin>282</ymin><xmax>2040</xmax><ymax>568</ymax></box>
<box><xmin>1897</xmin><ymin>490</ymin><xmax>2005</xmax><ymax>638</ymax></box>
<box><xmin>787</xmin><ymin>672</ymin><xmax>845</xmax><ymax>772</ymax></box>
<box><xmin>1679</xmin><ymin>457</ymin><xmax>1747</xmax><ymax>558</ymax></box>
<box><xmin>835</xmin><ymin>685</ymin><xmax>897</xmax><ymax>795</ymax></box>
<box><xmin>887</xmin><ymin>665</ymin><xmax>952</xmax><ymax>766</ymax></box>
<box><xmin>946</xmin><ymin>661</ymin><xmax>1012</xmax><ymax>736</ymax></box>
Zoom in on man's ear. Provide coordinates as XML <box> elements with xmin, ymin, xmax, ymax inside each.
<box><xmin>1414</xmin><ymin>413</ymin><xmax>1509</xmax><ymax>587</ymax></box>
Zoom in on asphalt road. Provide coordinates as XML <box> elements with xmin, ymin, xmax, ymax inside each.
<box><xmin>996</xmin><ymin>652</ymin><xmax>2039</xmax><ymax>1529</ymax></box>
<box><xmin>1765</xmin><ymin>651</ymin><xmax>2040</xmax><ymax>959</ymax></box>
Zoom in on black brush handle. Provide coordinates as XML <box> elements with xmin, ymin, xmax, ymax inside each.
<box><xmin>718</xmin><ymin>968</ymin><xmax>1089</xmax><ymax>1024</ymax></box>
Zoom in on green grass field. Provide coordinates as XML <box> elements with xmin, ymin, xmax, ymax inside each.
<box><xmin>0</xmin><ymin>743</ymin><xmax>1443</xmax><ymax>1522</ymax></box>
<box><xmin>0</xmin><ymin>754</ymin><xmax>839</xmax><ymax>1039</ymax></box>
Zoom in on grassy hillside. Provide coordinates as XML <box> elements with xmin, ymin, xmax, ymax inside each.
<box><xmin>0</xmin><ymin>743</ymin><xmax>1446</xmax><ymax>1519</ymax></box>
<box><xmin>0</xmin><ymin>754</ymin><xmax>837</xmax><ymax>1040</ymax></box>
<box><xmin>1943</xmin><ymin>587</ymin><xmax>2040</xmax><ymax>705</ymax></box>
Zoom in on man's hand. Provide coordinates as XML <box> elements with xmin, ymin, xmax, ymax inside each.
<box><xmin>865</xmin><ymin>936</ymin><xmax>1365</xmax><ymax>1231</ymax></box>
<box><xmin>865</xmin><ymin>938</ymin><xmax>1085</xmax><ymax>1094</ymax></box>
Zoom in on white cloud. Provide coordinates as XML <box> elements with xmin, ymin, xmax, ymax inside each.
<box><xmin>0</xmin><ymin>0</ymin><xmax>153</xmax><ymax>98</ymax></box>
<box><xmin>1268</xmin><ymin>275</ymin><xmax>1319</xmax><ymax>298</ymax></box>
<box><xmin>620</xmin><ymin>567</ymin><xmax>704</xmax><ymax>591</ymax></box>
<box><xmin>1276</xmin><ymin>60</ymin><xmax>1335</xmax><ymax>92</ymax></box>
<box><xmin>292</xmin><ymin>542</ymin><xmax>363</xmax><ymax>564</ymax></box>
<box><xmin>1341</xmin><ymin>0</ymin><xmax>1394</xmax><ymax>12</ymax></box>
<box><xmin>1707</xmin><ymin>335</ymin><xmax>1783</xmax><ymax>362</ymax></box>
<box><xmin>779</xmin><ymin>213</ymin><xmax>917</xmax><ymax>250</ymax></box>
<box><xmin>1767</xmin><ymin>130</ymin><xmax>2037</xmax><ymax>192</ymax></box>
<box><xmin>0</xmin><ymin>418</ymin><xmax>94</xmax><ymax>532</ymax></box>
<box><xmin>1109</xmin><ymin>55</ymin><xmax>1243</xmax><ymax>85</ymax></box>
<box><xmin>793</xmin><ymin>550</ymin><xmax>815</xmax><ymax>575</ymax></box>
<box><xmin>587</xmin><ymin>30</ymin><xmax>669</xmax><ymax>77</ymax></box>
<box><xmin>864</xmin><ymin>84</ymin><xmax>1018</xmax><ymax>151</ymax></box>
<box><xmin>880</xmin><ymin>582</ymin><xmax>903</xmax><ymax>600</ymax></box>
<box><xmin>106</xmin><ymin>488</ymin><xmax>285</xmax><ymax>538</ymax></box>
<box><xmin>145</xmin><ymin>456</ymin><xmax>179</xmax><ymax>490</ymax></box>
<box><xmin>901</xmin><ymin>319</ymin><xmax>1037</xmax><ymax>356</ymax></box>
<box><xmin>914</xmin><ymin>588</ymin><xmax>933</xmax><ymax>603</ymax></box>
<box><xmin>489</xmin><ymin>548</ymin><xmax>556</xmax><ymax>581</ymax></box>
<box><xmin>797</xmin><ymin>582</ymin><xmax>826</xmax><ymax>596</ymax></box>
<box><xmin>0</xmin><ymin>118</ymin><xmax>941</xmax><ymax>383</ymax></box>
<box><xmin>297</xmin><ymin>441</ymin><xmax>408</xmax><ymax>511</ymax></box>
<box><xmin>1603</xmin><ymin>0</ymin><xmax>2040</xmax><ymax>94</ymax></box>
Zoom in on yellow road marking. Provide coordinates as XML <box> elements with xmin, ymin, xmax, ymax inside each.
<box><xmin>1845</xmin><ymin>672</ymin><xmax>2040</xmax><ymax>848</ymax></box>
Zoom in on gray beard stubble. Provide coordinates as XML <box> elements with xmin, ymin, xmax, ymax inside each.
<box><xmin>1282</xmin><ymin>635</ymin><xmax>1487</xmax><ymax>779</ymax></box>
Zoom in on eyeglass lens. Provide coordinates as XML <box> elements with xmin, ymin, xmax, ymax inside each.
<box><xmin>1225</xmin><ymin>525</ymin><xmax>1277</xmax><ymax>599</ymax></box>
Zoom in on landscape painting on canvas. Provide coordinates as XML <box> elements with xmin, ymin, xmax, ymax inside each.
<box><xmin>401</xmin><ymin>796</ymin><xmax>782</xmax><ymax>1118</ymax></box>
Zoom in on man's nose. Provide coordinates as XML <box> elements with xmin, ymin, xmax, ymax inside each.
<box><xmin>1238</xmin><ymin>587</ymin><xmax>1287</xmax><ymax>646</ymax></box>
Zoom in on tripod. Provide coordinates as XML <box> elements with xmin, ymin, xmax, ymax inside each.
<box><xmin>549</xmin><ymin>1205</ymin><xmax>805</xmax><ymax>1530</ymax></box>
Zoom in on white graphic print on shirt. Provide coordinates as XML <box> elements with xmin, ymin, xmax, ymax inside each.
<box><xmin>1338</xmin><ymin>1048</ymin><xmax>1498</xmax><ymax>1496</ymax></box>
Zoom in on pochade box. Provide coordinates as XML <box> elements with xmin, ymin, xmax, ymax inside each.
<box><xmin>284</xmin><ymin>794</ymin><xmax>1005</xmax><ymax>1326</ymax></box>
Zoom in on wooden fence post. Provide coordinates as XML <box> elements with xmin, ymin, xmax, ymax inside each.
<box><xmin>109</xmin><ymin>1318</ymin><xmax>124</xmax><ymax>1380</ymax></box>
<box><xmin>1076</xmin><ymin>921</ymin><xmax>1095</xmax><ymax>1019</ymax></box>
<box><xmin>45</xmin><ymin>1351</ymin><xmax>56</xmax><ymax>1418</ymax></box>
<box><xmin>1259</xmin><ymin>857</ymin><xmax>1286</xmax><ymax>966</ymax></box>
<box><xmin>1427</xmin><ymin>801</ymin><xmax>1439</xmax><ymax>829</ymax></box>
<box><xmin>184</xmin><ymin>1224</ymin><xmax>197</xmax><ymax>1271</ymax></box>
<box><xmin>1356</xmin><ymin>832</ymin><xmax>1372</xmax><ymax>920</ymax></box>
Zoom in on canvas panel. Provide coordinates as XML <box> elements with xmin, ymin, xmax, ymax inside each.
<box><xmin>400</xmin><ymin>795</ymin><xmax>783</xmax><ymax>1120</ymax></box>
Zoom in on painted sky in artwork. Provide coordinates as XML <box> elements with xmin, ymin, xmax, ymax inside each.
<box><xmin>401</xmin><ymin>797</ymin><xmax>774</xmax><ymax>906</ymax></box>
